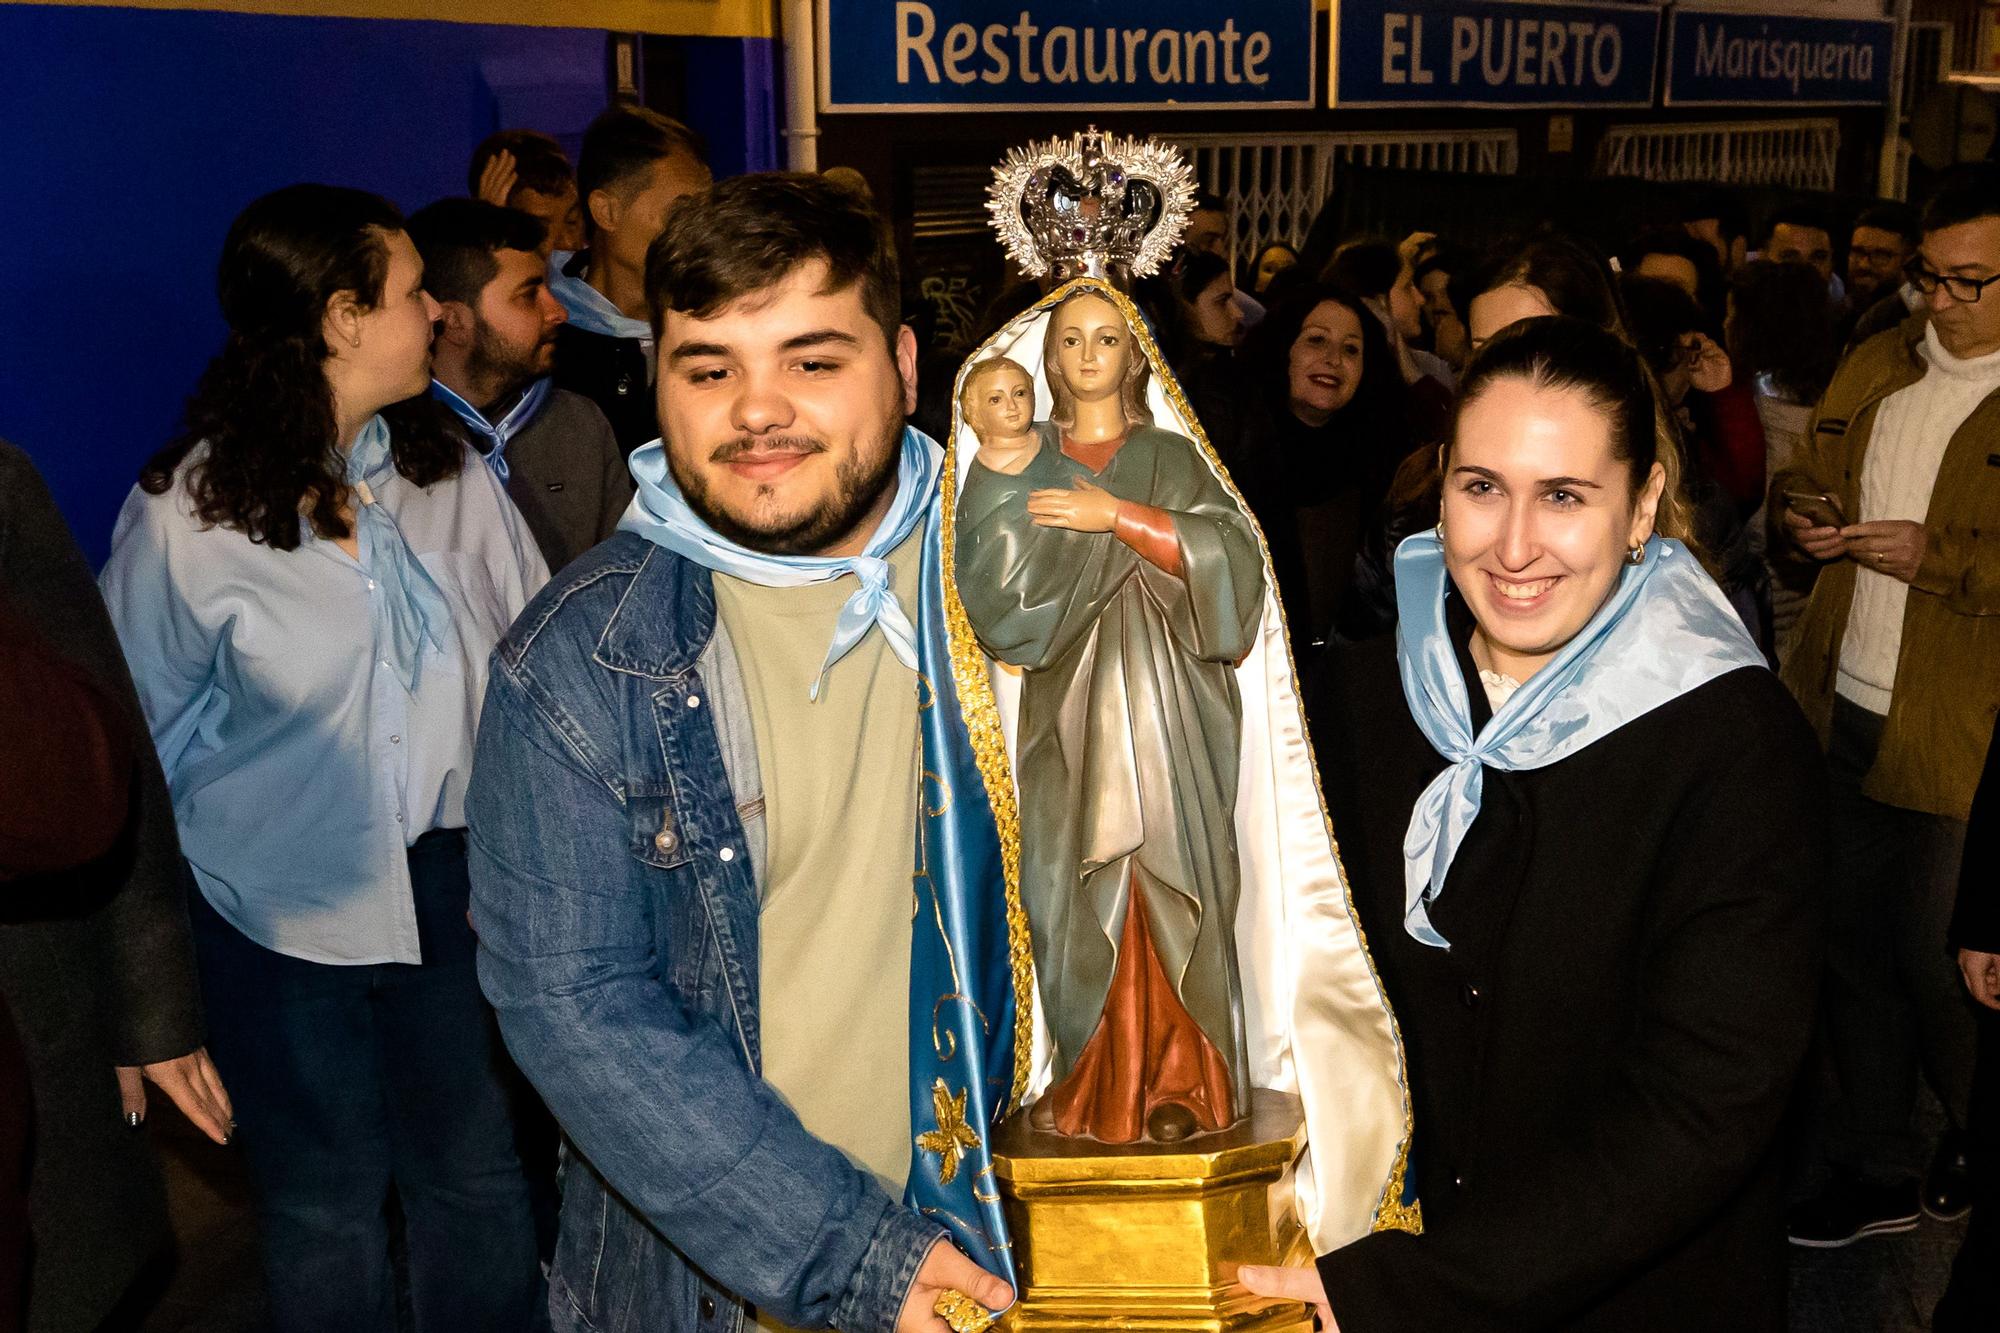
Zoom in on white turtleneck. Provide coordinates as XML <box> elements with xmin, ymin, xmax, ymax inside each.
<box><xmin>1836</xmin><ymin>322</ymin><xmax>2000</xmax><ymax>714</ymax></box>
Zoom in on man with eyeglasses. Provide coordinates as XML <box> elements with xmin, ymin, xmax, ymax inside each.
<box><xmin>1774</xmin><ymin>167</ymin><xmax>2000</xmax><ymax>1253</ymax></box>
<box><xmin>1844</xmin><ymin>202</ymin><xmax>1922</xmax><ymax>348</ymax></box>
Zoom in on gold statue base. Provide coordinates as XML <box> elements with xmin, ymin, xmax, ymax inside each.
<box><xmin>992</xmin><ymin>1088</ymin><xmax>1313</xmax><ymax>1333</ymax></box>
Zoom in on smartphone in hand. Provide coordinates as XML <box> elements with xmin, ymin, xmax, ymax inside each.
<box><xmin>1784</xmin><ymin>491</ymin><xmax>1847</xmax><ymax>529</ymax></box>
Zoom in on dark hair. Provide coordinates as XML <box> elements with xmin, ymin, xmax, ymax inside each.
<box><xmin>1620</xmin><ymin>275</ymin><xmax>1714</xmax><ymax>378</ymax></box>
<box><xmin>1177</xmin><ymin>250</ymin><xmax>1233</xmax><ymax>306</ymax></box>
<box><xmin>1623</xmin><ymin>224</ymin><xmax>1724</xmax><ymax>313</ymax></box>
<box><xmin>1676</xmin><ymin>188</ymin><xmax>1749</xmax><ymax>244</ymax></box>
<box><xmin>467</xmin><ymin>129</ymin><xmax>574</xmax><ymax>200</ymax></box>
<box><xmin>1192</xmin><ymin>190</ymin><xmax>1229</xmax><ymax>216</ymax></box>
<box><xmin>1852</xmin><ymin>202</ymin><xmax>1919</xmax><ymax>245</ymax></box>
<box><xmin>1762</xmin><ymin>203</ymin><xmax>1832</xmax><ymax>248</ymax></box>
<box><xmin>1920</xmin><ymin>165</ymin><xmax>2000</xmax><ymax>234</ymax></box>
<box><xmin>1466</xmin><ymin>232</ymin><xmax>1627</xmax><ymax>337</ymax></box>
<box><xmin>646</xmin><ymin>171</ymin><xmax>900</xmax><ymax>345</ymax></box>
<box><xmin>406</xmin><ymin>198</ymin><xmax>547</xmax><ymax>307</ymax></box>
<box><xmin>1413</xmin><ymin>241</ymin><xmax>1465</xmax><ymax>289</ymax></box>
<box><xmin>1449</xmin><ymin>315</ymin><xmax>1690</xmax><ymax>543</ymax></box>
<box><xmin>578</xmin><ymin>105</ymin><xmax>706</xmax><ymax>236</ymax></box>
<box><xmin>1250</xmin><ymin>241</ymin><xmax>1298</xmax><ymax>270</ymax></box>
<box><xmin>1322</xmin><ymin>239</ymin><xmax>1403</xmax><ymax>302</ymax></box>
<box><xmin>1728</xmin><ymin>260</ymin><xmax>1838</xmax><ymax>405</ymax></box>
<box><xmin>139</xmin><ymin>185</ymin><xmax>460</xmax><ymax>549</ymax></box>
<box><xmin>1251</xmin><ymin>282</ymin><xmax>1408</xmax><ymax>436</ymax></box>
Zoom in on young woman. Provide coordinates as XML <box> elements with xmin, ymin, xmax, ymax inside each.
<box><xmin>1245</xmin><ymin>316</ymin><xmax>1823</xmax><ymax>1330</ymax></box>
<box><xmin>1247</xmin><ymin>240</ymin><xmax>1300</xmax><ymax>297</ymax></box>
<box><xmin>1202</xmin><ymin>283</ymin><xmax>1416</xmax><ymax>643</ymax></box>
<box><xmin>99</xmin><ymin>185</ymin><xmax>549</xmax><ymax>1331</ymax></box>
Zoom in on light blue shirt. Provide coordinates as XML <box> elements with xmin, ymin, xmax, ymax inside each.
<box><xmin>100</xmin><ymin>440</ymin><xmax>549</xmax><ymax>964</ymax></box>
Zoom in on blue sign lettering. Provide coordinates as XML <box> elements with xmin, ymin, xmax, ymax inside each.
<box><xmin>819</xmin><ymin>0</ymin><xmax>1315</xmax><ymax>112</ymax></box>
<box><xmin>1665</xmin><ymin>7</ymin><xmax>1893</xmax><ymax>107</ymax></box>
<box><xmin>1332</xmin><ymin>0</ymin><xmax>1659</xmax><ymax>109</ymax></box>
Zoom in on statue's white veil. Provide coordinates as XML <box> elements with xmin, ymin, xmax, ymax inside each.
<box><xmin>939</xmin><ymin>278</ymin><xmax>1419</xmax><ymax>1249</ymax></box>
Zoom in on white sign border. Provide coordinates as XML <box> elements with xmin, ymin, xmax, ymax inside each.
<box><xmin>1661</xmin><ymin>5</ymin><xmax>1899</xmax><ymax>109</ymax></box>
<box><xmin>1326</xmin><ymin>0</ymin><xmax>1666</xmax><ymax>112</ymax></box>
<box><xmin>817</xmin><ymin>0</ymin><xmax>1320</xmax><ymax>115</ymax></box>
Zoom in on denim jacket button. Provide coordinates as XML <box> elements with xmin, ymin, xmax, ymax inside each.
<box><xmin>718</xmin><ymin>846</ymin><xmax>735</xmax><ymax>863</ymax></box>
<box><xmin>654</xmin><ymin>828</ymin><xmax>678</xmax><ymax>854</ymax></box>
<box><xmin>699</xmin><ymin>1295</ymin><xmax>717</xmax><ymax>1319</ymax></box>
<box><xmin>686</xmin><ymin>694</ymin><xmax>701</xmax><ymax>708</ymax></box>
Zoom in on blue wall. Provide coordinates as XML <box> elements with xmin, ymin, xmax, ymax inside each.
<box><xmin>0</xmin><ymin>6</ymin><xmax>767</xmax><ymax>564</ymax></box>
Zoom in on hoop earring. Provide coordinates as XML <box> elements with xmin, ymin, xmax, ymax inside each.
<box><xmin>1625</xmin><ymin>543</ymin><xmax>1647</xmax><ymax>566</ymax></box>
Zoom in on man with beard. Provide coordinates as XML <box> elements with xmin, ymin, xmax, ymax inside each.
<box><xmin>408</xmin><ymin>199</ymin><xmax>631</xmax><ymax>573</ymax></box>
<box><xmin>464</xmin><ymin>174</ymin><xmax>1020</xmax><ymax>1332</ymax></box>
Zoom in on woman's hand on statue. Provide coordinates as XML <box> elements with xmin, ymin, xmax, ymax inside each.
<box><xmin>1236</xmin><ymin>1264</ymin><xmax>1337</xmax><ymax>1331</ymax></box>
<box><xmin>1026</xmin><ymin>477</ymin><xmax>1120</xmax><ymax>532</ymax></box>
<box><xmin>1959</xmin><ymin>949</ymin><xmax>2000</xmax><ymax>1010</ymax></box>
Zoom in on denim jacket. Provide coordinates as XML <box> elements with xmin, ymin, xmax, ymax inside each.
<box><xmin>466</xmin><ymin>531</ymin><xmax>944</xmax><ymax>1333</ymax></box>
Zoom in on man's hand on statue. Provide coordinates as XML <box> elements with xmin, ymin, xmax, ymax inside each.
<box><xmin>1026</xmin><ymin>477</ymin><xmax>1121</xmax><ymax>532</ymax></box>
<box><xmin>896</xmin><ymin>1237</ymin><xmax>1013</xmax><ymax>1333</ymax></box>
<box><xmin>1236</xmin><ymin>1264</ymin><xmax>1337</xmax><ymax>1331</ymax></box>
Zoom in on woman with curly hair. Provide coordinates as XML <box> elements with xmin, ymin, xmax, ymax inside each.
<box><xmin>99</xmin><ymin>184</ymin><xmax>548</xmax><ymax>1331</ymax></box>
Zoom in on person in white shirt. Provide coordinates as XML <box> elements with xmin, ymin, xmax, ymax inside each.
<box><xmin>100</xmin><ymin>185</ymin><xmax>549</xmax><ymax>1331</ymax></box>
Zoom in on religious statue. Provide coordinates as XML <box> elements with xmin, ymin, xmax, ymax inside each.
<box><xmin>955</xmin><ymin>289</ymin><xmax>1266</xmax><ymax>1145</ymax></box>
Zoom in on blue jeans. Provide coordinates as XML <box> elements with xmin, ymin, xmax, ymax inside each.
<box><xmin>191</xmin><ymin>830</ymin><xmax>544</xmax><ymax>1333</ymax></box>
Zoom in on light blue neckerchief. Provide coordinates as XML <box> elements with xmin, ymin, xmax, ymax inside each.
<box><xmin>1393</xmin><ymin>529</ymin><xmax>1766</xmax><ymax>949</ymax></box>
<box><xmin>547</xmin><ymin>250</ymin><xmax>653</xmax><ymax>342</ymax></box>
<box><xmin>430</xmin><ymin>376</ymin><xmax>553</xmax><ymax>484</ymax></box>
<box><xmin>619</xmin><ymin>427</ymin><xmax>940</xmax><ymax>700</ymax></box>
<box><xmin>343</xmin><ymin>415</ymin><xmax>454</xmax><ymax>693</ymax></box>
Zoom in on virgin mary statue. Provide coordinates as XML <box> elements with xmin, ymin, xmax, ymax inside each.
<box><xmin>955</xmin><ymin>287</ymin><xmax>1262</xmax><ymax>1145</ymax></box>
<box><xmin>942</xmin><ymin>126</ymin><xmax>1415</xmax><ymax>1250</ymax></box>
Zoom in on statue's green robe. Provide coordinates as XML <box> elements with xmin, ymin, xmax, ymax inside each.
<box><xmin>955</xmin><ymin>423</ymin><xmax>1266</xmax><ymax>1104</ymax></box>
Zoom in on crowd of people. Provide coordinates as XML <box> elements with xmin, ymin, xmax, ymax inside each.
<box><xmin>1</xmin><ymin>97</ymin><xmax>1997</xmax><ymax>1333</ymax></box>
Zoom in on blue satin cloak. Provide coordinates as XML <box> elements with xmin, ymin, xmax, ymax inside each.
<box><xmin>905</xmin><ymin>500</ymin><xmax>1021</xmax><ymax>1286</ymax></box>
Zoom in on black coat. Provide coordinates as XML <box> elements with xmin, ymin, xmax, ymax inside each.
<box><xmin>0</xmin><ymin>441</ymin><xmax>204</xmax><ymax>1332</ymax></box>
<box><xmin>550</xmin><ymin>252</ymin><xmax>656</xmax><ymax>456</ymax></box>
<box><xmin>1308</xmin><ymin>620</ymin><xmax>1824</xmax><ymax>1332</ymax></box>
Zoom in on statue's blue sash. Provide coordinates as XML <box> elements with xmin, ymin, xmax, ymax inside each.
<box><xmin>906</xmin><ymin>500</ymin><xmax>1027</xmax><ymax>1284</ymax></box>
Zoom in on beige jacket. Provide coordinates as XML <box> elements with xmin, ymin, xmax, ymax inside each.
<box><xmin>1770</xmin><ymin>315</ymin><xmax>2000</xmax><ymax>819</ymax></box>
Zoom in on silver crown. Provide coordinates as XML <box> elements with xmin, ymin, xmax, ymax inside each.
<box><xmin>986</xmin><ymin>128</ymin><xmax>1198</xmax><ymax>285</ymax></box>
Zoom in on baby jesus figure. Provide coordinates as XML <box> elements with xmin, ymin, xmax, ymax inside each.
<box><xmin>960</xmin><ymin>357</ymin><xmax>1040</xmax><ymax>476</ymax></box>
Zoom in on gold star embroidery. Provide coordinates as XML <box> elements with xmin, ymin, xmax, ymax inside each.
<box><xmin>915</xmin><ymin>1079</ymin><xmax>981</xmax><ymax>1186</ymax></box>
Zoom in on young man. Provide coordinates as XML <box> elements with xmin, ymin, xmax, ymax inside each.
<box><xmin>466</xmin><ymin>175</ymin><xmax>1017</xmax><ymax>1333</ymax></box>
<box><xmin>407</xmin><ymin>199</ymin><xmax>631</xmax><ymax>573</ymax></box>
<box><xmin>1845</xmin><ymin>202</ymin><xmax>1923</xmax><ymax>347</ymax></box>
<box><xmin>1775</xmin><ymin>166</ymin><xmax>2000</xmax><ymax>1248</ymax></box>
<box><xmin>470</xmin><ymin>129</ymin><xmax>585</xmax><ymax>258</ymax></box>
<box><xmin>548</xmin><ymin>104</ymin><xmax>712</xmax><ymax>455</ymax></box>
<box><xmin>1762</xmin><ymin>204</ymin><xmax>1838</xmax><ymax>290</ymax></box>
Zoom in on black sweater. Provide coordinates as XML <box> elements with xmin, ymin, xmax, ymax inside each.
<box><xmin>1308</xmin><ymin>622</ymin><xmax>1824</xmax><ymax>1332</ymax></box>
<box><xmin>0</xmin><ymin>440</ymin><xmax>204</xmax><ymax>1331</ymax></box>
